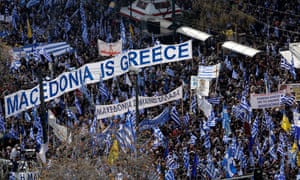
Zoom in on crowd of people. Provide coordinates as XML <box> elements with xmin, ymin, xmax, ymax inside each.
<box><xmin>0</xmin><ymin>0</ymin><xmax>300</xmax><ymax>179</ymax></box>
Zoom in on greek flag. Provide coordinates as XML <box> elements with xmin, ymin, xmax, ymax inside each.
<box><xmin>153</xmin><ymin>127</ymin><xmax>165</xmax><ymax>143</ymax></box>
<box><xmin>165</xmin><ymin>169</ymin><xmax>175</xmax><ymax>180</ymax></box>
<box><xmin>206</xmin><ymin>159</ymin><xmax>216</xmax><ymax>179</ymax></box>
<box><xmin>125</xmin><ymin>110</ymin><xmax>136</xmax><ymax>143</ymax></box>
<box><xmin>89</xmin><ymin>116</ymin><xmax>97</xmax><ymax>134</ymax></box>
<box><xmin>11</xmin><ymin>6</ymin><xmax>19</xmax><ymax>30</ymax></box>
<box><xmin>16</xmin><ymin>42</ymin><xmax>73</xmax><ymax>58</ymax></box>
<box><xmin>280</xmin><ymin>58</ymin><xmax>291</xmax><ymax>70</ymax></box>
<box><xmin>280</xmin><ymin>95</ymin><xmax>295</xmax><ymax>106</ymax></box>
<box><xmin>80</xmin><ymin>84</ymin><xmax>92</xmax><ymax>104</ymax></box>
<box><xmin>24</xmin><ymin>112</ymin><xmax>31</xmax><ymax>122</ymax></box>
<box><xmin>65</xmin><ymin>0</ymin><xmax>75</xmax><ymax>9</ymax></box>
<box><xmin>198</xmin><ymin>63</ymin><xmax>221</xmax><ymax>79</ymax></box>
<box><xmin>290</xmin><ymin>54</ymin><xmax>296</xmax><ymax>80</ymax></box>
<box><xmin>204</xmin><ymin>134</ymin><xmax>211</xmax><ymax>149</ymax></box>
<box><xmin>183</xmin><ymin>147</ymin><xmax>190</xmax><ymax>170</ymax></box>
<box><xmin>222</xmin><ymin>149</ymin><xmax>237</xmax><ymax>178</ymax></box>
<box><xmin>207</xmin><ymin>97</ymin><xmax>220</xmax><ymax>105</ymax></box>
<box><xmin>0</xmin><ymin>115</ymin><xmax>5</xmax><ymax>132</ymax></box>
<box><xmin>120</xmin><ymin>18</ymin><xmax>126</xmax><ymax>50</ymax></box>
<box><xmin>170</xmin><ymin>106</ymin><xmax>181</xmax><ymax>126</ymax></box>
<box><xmin>264</xmin><ymin>111</ymin><xmax>274</xmax><ymax>131</ymax></box>
<box><xmin>251</xmin><ymin>116</ymin><xmax>259</xmax><ymax>138</ymax></box>
<box><xmin>189</xmin><ymin>133</ymin><xmax>197</xmax><ymax>145</ymax></box>
<box><xmin>192</xmin><ymin>153</ymin><xmax>199</xmax><ymax>177</ymax></box>
<box><xmin>183</xmin><ymin>112</ymin><xmax>189</xmax><ymax>126</ymax></box>
<box><xmin>36</xmin><ymin>128</ymin><xmax>43</xmax><ymax>145</ymax></box>
<box><xmin>166</xmin><ymin>154</ymin><xmax>178</xmax><ymax>169</ymax></box>
<box><xmin>26</xmin><ymin>0</ymin><xmax>40</xmax><ymax>8</ymax></box>
<box><xmin>30</xmin><ymin>127</ymin><xmax>35</xmax><ymax>140</ymax></box>
<box><xmin>240</xmin><ymin>96</ymin><xmax>251</xmax><ymax>112</ymax></box>
<box><xmin>41</xmin><ymin>48</ymin><xmax>52</xmax><ymax>62</ymax></box>
<box><xmin>190</xmin><ymin>95</ymin><xmax>197</xmax><ymax>113</ymax></box>
<box><xmin>224</xmin><ymin>56</ymin><xmax>232</xmax><ymax>70</ymax></box>
<box><xmin>74</xmin><ymin>96</ymin><xmax>82</xmax><ymax>115</ymax></box>
<box><xmin>207</xmin><ymin>111</ymin><xmax>217</xmax><ymax>127</ymax></box>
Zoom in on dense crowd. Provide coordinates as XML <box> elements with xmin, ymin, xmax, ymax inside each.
<box><xmin>0</xmin><ymin>0</ymin><xmax>300</xmax><ymax>179</ymax></box>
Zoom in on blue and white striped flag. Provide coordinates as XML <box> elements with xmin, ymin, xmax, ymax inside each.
<box><xmin>240</xmin><ymin>96</ymin><xmax>251</xmax><ymax>112</ymax></box>
<box><xmin>79</xmin><ymin>84</ymin><xmax>92</xmax><ymax>104</ymax></box>
<box><xmin>11</xmin><ymin>6</ymin><xmax>19</xmax><ymax>30</ymax></box>
<box><xmin>280</xmin><ymin>94</ymin><xmax>295</xmax><ymax>106</ymax></box>
<box><xmin>207</xmin><ymin>111</ymin><xmax>217</xmax><ymax>127</ymax></box>
<box><xmin>198</xmin><ymin>63</ymin><xmax>221</xmax><ymax>79</ymax></box>
<box><xmin>190</xmin><ymin>95</ymin><xmax>197</xmax><ymax>113</ymax></box>
<box><xmin>183</xmin><ymin>147</ymin><xmax>189</xmax><ymax>170</ymax></box>
<box><xmin>165</xmin><ymin>169</ymin><xmax>175</xmax><ymax>180</ymax></box>
<box><xmin>74</xmin><ymin>96</ymin><xmax>82</xmax><ymax>115</ymax></box>
<box><xmin>41</xmin><ymin>48</ymin><xmax>52</xmax><ymax>62</ymax></box>
<box><xmin>36</xmin><ymin>128</ymin><xmax>43</xmax><ymax>146</ymax></box>
<box><xmin>290</xmin><ymin>54</ymin><xmax>296</xmax><ymax>80</ymax></box>
<box><xmin>269</xmin><ymin>145</ymin><xmax>278</xmax><ymax>161</ymax></box>
<box><xmin>207</xmin><ymin>97</ymin><xmax>220</xmax><ymax>105</ymax></box>
<box><xmin>264</xmin><ymin>111</ymin><xmax>274</xmax><ymax>131</ymax></box>
<box><xmin>224</xmin><ymin>56</ymin><xmax>232</xmax><ymax>70</ymax></box>
<box><xmin>170</xmin><ymin>106</ymin><xmax>181</xmax><ymax>126</ymax></box>
<box><xmin>166</xmin><ymin>154</ymin><xmax>179</xmax><ymax>170</ymax></box>
<box><xmin>30</xmin><ymin>127</ymin><xmax>35</xmax><ymax>140</ymax></box>
<box><xmin>183</xmin><ymin>112</ymin><xmax>190</xmax><ymax>126</ymax></box>
<box><xmin>0</xmin><ymin>115</ymin><xmax>5</xmax><ymax>132</ymax></box>
<box><xmin>64</xmin><ymin>0</ymin><xmax>75</xmax><ymax>9</ymax></box>
<box><xmin>27</xmin><ymin>0</ymin><xmax>40</xmax><ymax>8</ymax></box>
<box><xmin>280</xmin><ymin>58</ymin><xmax>291</xmax><ymax>70</ymax></box>
<box><xmin>251</xmin><ymin>116</ymin><xmax>259</xmax><ymax>138</ymax></box>
<box><xmin>204</xmin><ymin>134</ymin><xmax>211</xmax><ymax>149</ymax></box>
<box><xmin>189</xmin><ymin>133</ymin><xmax>197</xmax><ymax>145</ymax></box>
<box><xmin>89</xmin><ymin>116</ymin><xmax>97</xmax><ymax>134</ymax></box>
<box><xmin>120</xmin><ymin>18</ymin><xmax>126</xmax><ymax>50</ymax></box>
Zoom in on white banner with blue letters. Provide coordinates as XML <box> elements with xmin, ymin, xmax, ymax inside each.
<box><xmin>5</xmin><ymin>41</ymin><xmax>192</xmax><ymax>118</ymax></box>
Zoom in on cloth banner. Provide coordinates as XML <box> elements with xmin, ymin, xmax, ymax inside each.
<box><xmin>95</xmin><ymin>86</ymin><xmax>182</xmax><ymax>119</ymax></box>
<box><xmin>139</xmin><ymin>107</ymin><xmax>170</xmax><ymax>131</ymax></box>
<box><xmin>196</xmin><ymin>79</ymin><xmax>210</xmax><ymax>96</ymax></box>
<box><xmin>10</xmin><ymin>171</ymin><xmax>39</xmax><ymax>180</ymax></box>
<box><xmin>97</xmin><ymin>39</ymin><xmax>122</xmax><ymax>57</ymax></box>
<box><xmin>197</xmin><ymin>95</ymin><xmax>212</xmax><ymax>118</ymax></box>
<box><xmin>48</xmin><ymin>110</ymin><xmax>71</xmax><ymax>143</ymax></box>
<box><xmin>5</xmin><ymin>40</ymin><xmax>192</xmax><ymax>118</ymax></box>
<box><xmin>250</xmin><ymin>91</ymin><xmax>285</xmax><ymax>109</ymax></box>
<box><xmin>198</xmin><ymin>63</ymin><xmax>221</xmax><ymax>79</ymax></box>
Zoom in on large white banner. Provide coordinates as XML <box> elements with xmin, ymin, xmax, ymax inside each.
<box><xmin>95</xmin><ymin>86</ymin><xmax>182</xmax><ymax>119</ymax></box>
<box><xmin>97</xmin><ymin>39</ymin><xmax>122</xmax><ymax>57</ymax></box>
<box><xmin>198</xmin><ymin>63</ymin><xmax>221</xmax><ymax>79</ymax></box>
<box><xmin>5</xmin><ymin>41</ymin><xmax>192</xmax><ymax>118</ymax></box>
<box><xmin>250</xmin><ymin>91</ymin><xmax>285</xmax><ymax>109</ymax></box>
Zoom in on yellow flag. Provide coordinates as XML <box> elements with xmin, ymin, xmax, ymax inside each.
<box><xmin>291</xmin><ymin>142</ymin><xmax>298</xmax><ymax>153</ymax></box>
<box><xmin>129</xmin><ymin>24</ymin><xmax>134</xmax><ymax>37</ymax></box>
<box><xmin>108</xmin><ymin>139</ymin><xmax>119</xmax><ymax>165</ymax></box>
<box><xmin>297</xmin><ymin>152</ymin><xmax>300</xmax><ymax>167</ymax></box>
<box><xmin>27</xmin><ymin>18</ymin><xmax>32</xmax><ymax>39</ymax></box>
<box><xmin>281</xmin><ymin>114</ymin><xmax>291</xmax><ymax>132</ymax></box>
